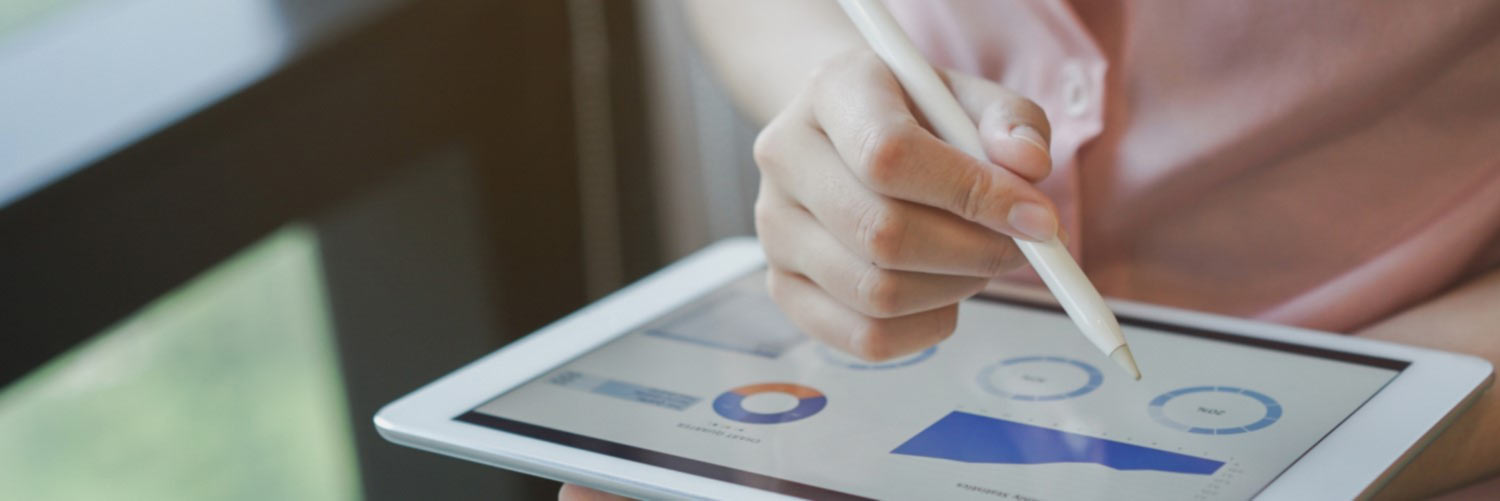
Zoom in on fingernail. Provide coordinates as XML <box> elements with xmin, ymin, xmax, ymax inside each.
<box><xmin>1009</xmin><ymin>125</ymin><xmax>1049</xmax><ymax>155</ymax></box>
<box><xmin>1007</xmin><ymin>202</ymin><xmax>1057</xmax><ymax>242</ymax></box>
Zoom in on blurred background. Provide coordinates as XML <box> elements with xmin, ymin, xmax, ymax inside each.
<box><xmin>0</xmin><ymin>0</ymin><xmax>756</xmax><ymax>499</ymax></box>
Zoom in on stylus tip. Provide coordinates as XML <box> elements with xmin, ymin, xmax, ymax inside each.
<box><xmin>1110</xmin><ymin>345</ymin><xmax>1142</xmax><ymax>380</ymax></box>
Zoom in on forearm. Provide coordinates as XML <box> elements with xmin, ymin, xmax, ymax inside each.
<box><xmin>1358</xmin><ymin>268</ymin><xmax>1500</xmax><ymax>499</ymax></box>
<box><xmin>682</xmin><ymin>0</ymin><xmax>862</xmax><ymax>125</ymax></box>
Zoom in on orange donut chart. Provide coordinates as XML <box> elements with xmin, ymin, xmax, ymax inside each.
<box><xmin>712</xmin><ymin>382</ymin><xmax>828</xmax><ymax>424</ymax></box>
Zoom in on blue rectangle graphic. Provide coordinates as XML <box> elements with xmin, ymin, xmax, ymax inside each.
<box><xmin>549</xmin><ymin>370</ymin><xmax>699</xmax><ymax>411</ymax></box>
<box><xmin>893</xmin><ymin>411</ymin><xmax>1224</xmax><ymax>475</ymax></box>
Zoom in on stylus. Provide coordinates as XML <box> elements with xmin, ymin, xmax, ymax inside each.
<box><xmin>836</xmin><ymin>0</ymin><xmax>1141</xmax><ymax>380</ymax></box>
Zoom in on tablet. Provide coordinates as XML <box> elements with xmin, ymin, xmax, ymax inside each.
<box><xmin>376</xmin><ymin>238</ymin><xmax>1493</xmax><ymax>500</ymax></box>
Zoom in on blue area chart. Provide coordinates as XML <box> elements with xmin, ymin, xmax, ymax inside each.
<box><xmin>892</xmin><ymin>411</ymin><xmax>1224</xmax><ymax>475</ymax></box>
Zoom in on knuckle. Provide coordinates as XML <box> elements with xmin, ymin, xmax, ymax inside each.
<box><xmin>752</xmin><ymin>193</ymin><xmax>776</xmax><ymax>232</ymax></box>
<box><xmin>854</xmin><ymin>202</ymin><xmax>907</xmax><ymax>267</ymax></box>
<box><xmin>978</xmin><ymin>239</ymin><xmax>1023</xmax><ymax>276</ymax></box>
<box><xmin>856</xmin><ymin>121</ymin><xmax>919</xmax><ymax>188</ymax></box>
<box><xmin>752</xmin><ymin>193</ymin><xmax>782</xmax><ymax>243</ymax></box>
<box><xmin>765</xmin><ymin>269</ymin><xmax>794</xmax><ymax>306</ymax></box>
<box><xmin>752</xmin><ymin>196</ymin><xmax>799</xmax><ymax>272</ymax></box>
<box><xmin>854</xmin><ymin>265</ymin><xmax>904</xmax><ymax>317</ymax></box>
<box><xmin>957</xmin><ymin>172</ymin><xmax>1020</xmax><ymax>223</ymax></box>
<box><xmin>955</xmin><ymin>171</ymin><xmax>992</xmax><ymax>221</ymax></box>
<box><xmin>751</xmin><ymin>122</ymin><xmax>786</xmax><ymax>174</ymax></box>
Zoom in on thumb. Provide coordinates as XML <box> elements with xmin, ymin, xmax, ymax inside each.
<box><xmin>943</xmin><ymin>70</ymin><xmax>1053</xmax><ymax>183</ymax></box>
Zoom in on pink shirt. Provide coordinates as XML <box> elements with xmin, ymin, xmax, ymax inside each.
<box><xmin>889</xmin><ymin>0</ymin><xmax>1500</xmax><ymax>332</ymax></box>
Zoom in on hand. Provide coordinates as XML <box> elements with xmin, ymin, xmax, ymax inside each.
<box><xmin>557</xmin><ymin>484</ymin><xmax>628</xmax><ymax>501</ymax></box>
<box><xmin>755</xmin><ymin>48</ymin><xmax>1057</xmax><ymax>361</ymax></box>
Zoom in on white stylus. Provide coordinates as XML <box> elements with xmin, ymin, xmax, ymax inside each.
<box><xmin>837</xmin><ymin>0</ymin><xmax>1141</xmax><ymax>379</ymax></box>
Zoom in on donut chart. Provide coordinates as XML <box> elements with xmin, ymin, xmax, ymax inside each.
<box><xmin>978</xmin><ymin>356</ymin><xmax>1104</xmax><ymax>401</ymax></box>
<box><xmin>712</xmin><ymin>383</ymin><xmax>827</xmax><ymax>424</ymax></box>
<box><xmin>1149</xmin><ymin>386</ymin><xmax>1281</xmax><ymax>435</ymax></box>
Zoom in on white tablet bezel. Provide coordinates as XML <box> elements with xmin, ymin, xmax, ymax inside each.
<box><xmin>375</xmin><ymin>237</ymin><xmax>1493</xmax><ymax>500</ymax></box>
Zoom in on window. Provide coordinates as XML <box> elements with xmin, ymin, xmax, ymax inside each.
<box><xmin>0</xmin><ymin>226</ymin><xmax>361</xmax><ymax>500</ymax></box>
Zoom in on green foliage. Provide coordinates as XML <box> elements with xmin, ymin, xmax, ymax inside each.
<box><xmin>0</xmin><ymin>226</ymin><xmax>362</xmax><ymax>501</ymax></box>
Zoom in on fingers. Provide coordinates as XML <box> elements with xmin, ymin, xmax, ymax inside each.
<box><xmin>749</xmin><ymin>48</ymin><xmax>1060</xmax><ymax>362</ymax></box>
<box><xmin>767</xmin><ymin>268</ymin><xmax>959</xmax><ymax>361</ymax></box>
<box><xmin>806</xmin><ymin>51</ymin><xmax>1059</xmax><ymax>242</ymax></box>
<box><xmin>558</xmin><ymin>485</ymin><xmax>629</xmax><ymax>501</ymax></box>
<box><xmin>945</xmin><ymin>70</ymin><xmax>1053</xmax><ymax>182</ymax></box>
<box><xmin>755</xmin><ymin>115</ymin><xmax>1024</xmax><ymax>277</ymax></box>
<box><xmin>757</xmin><ymin>182</ymin><xmax>990</xmax><ymax>318</ymax></box>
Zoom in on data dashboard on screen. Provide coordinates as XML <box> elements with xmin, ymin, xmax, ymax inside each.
<box><xmin>459</xmin><ymin>271</ymin><xmax>1403</xmax><ymax>500</ymax></box>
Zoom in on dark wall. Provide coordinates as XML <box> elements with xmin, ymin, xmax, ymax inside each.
<box><xmin>0</xmin><ymin>0</ymin><xmax>617</xmax><ymax>498</ymax></box>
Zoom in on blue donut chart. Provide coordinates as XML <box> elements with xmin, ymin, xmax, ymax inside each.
<box><xmin>818</xmin><ymin>345</ymin><xmax>936</xmax><ymax>370</ymax></box>
<box><xmin>978</xmin><ymin>356</ymin><xmax>1104</xmax><ymax>401</ymax></box>
<box><xmin>712</xmin><ymin>383</ymin><xmax>828</xmax><ymax>424</ymax></box>
<box><xmin>1149</xmin><ymin>386</ymin><xmax>1281</xmax><ymax>435</ymax></box>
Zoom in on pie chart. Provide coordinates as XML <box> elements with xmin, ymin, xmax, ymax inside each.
<box><xmin>712</xmin><ymin>383</ymin><xmax>827</xmax><ymax>424</ymax></box>
<box><xmin>978</xmin><ymin>356</ymin><xmax>1103</xmax><ymax>401</ymax></box>
<box><xmin>1149</xmin><ymin>386</ymin><xmax>1281</xmax><ymax>435</ymax></box>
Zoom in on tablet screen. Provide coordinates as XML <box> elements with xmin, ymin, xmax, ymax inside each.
<box><xmin>460</xmin><ymin>270</ymin><xmax>1406</xmax><ymax>500</ymax></box>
